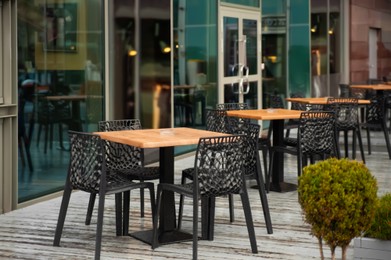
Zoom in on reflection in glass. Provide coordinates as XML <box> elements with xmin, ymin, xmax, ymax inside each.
<box><xmin>224</xmin><ymin>17</ymin><xmax>239</xmax><ymax>77</ymax></box>
<box><xmin>17</xmin><ymin>0</ymin><xmax>104</xmax><ymax>202</ymax></box>
<box><xmin>244</xmin><ymin>19</ymin><xmax>258</xmax><ymax>75</ymax></box>
<box><xmin>173</xmin><ymin>0</ymin><xmax>218</xmax><ymax>132</ymax></box>
<box><xmin>311</xmin><ymin>0</ymin><xmax>341</xmax><ymax>97</ymax></box>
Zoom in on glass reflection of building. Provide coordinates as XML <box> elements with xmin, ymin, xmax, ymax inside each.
<box><xmin>4</xmin><ymin>0</ymin><xmax>389</xmax><ymax>210</ymax></box>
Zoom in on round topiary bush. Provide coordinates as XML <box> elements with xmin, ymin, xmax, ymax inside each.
<box><xmin>298</xmin><ymin>158</ymin><xmax>378</xmax><ymax>260</ymax></box>
<box><xmin>364</xmin><ymin>193</ymin><xmax>391</xmax><ymax>240</ymax></box>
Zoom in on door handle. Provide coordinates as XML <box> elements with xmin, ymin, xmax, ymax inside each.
<box><xmin>241</xmin><ymin>65</ymin><xmax>250</xmax><ymax>94</ymax></box>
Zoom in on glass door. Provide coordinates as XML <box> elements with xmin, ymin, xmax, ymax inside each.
<box><xmin>219</xmin><ymin>6</ymin><xmax>262</xmax><ymax>109</ymax></box>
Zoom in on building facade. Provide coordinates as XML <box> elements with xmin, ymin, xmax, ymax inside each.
<box><xmin>1</xmin><ymin>0</ymin><xmax>390</xmax><ymax>213</ymax></box>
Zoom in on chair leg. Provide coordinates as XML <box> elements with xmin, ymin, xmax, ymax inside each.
<box><xmin>122</xmin><ymin>191</ymin><xmax>129</xmax><ymax>236</ymax></box>
<box><xmin>356</xmin><ymin>129</ymin><xmax>366</xmax><ymax>163</ymax></box>
<box><xmin>239</xmin><ymin>191</ymin><xmax>258</xmax><ymax>254</ymax></box>
<box><xmin>261</xmin><ymin>148</ymin><xmax>268</xmax><ymax>181</ymax></box>
<box><xmin>152</xmin><ymin>185</ymin><xmax>163</xmax><ymax>249</ymax></box>
<box><xmin>94</xmin><ymin>192</ymin><xmax>106</xmax><ymax>260</ymax></box>
<box><xmin>85</xmin><ymin>193</ymin><xmax>96</xmax><ymax>225</ymax></box>
<box><xmin>352</xmin><ymin>131</ymin><xmax>357</xmax><ymax>159</ymax></box>
<box><xmin>192</xmin><ymin>192</ymin><xmax>199</xmax><ymax>260</ymax></box>
<box><xmin>177</xmin><ymin>175</ymin><xmax>186</xmax><ymax>230</ymax></box>
<box><xmin>366</xmin><ymin>128</ymin><xmax>372</xmax><ymax>155</ymax></box>
<box><xmin>148</xmin><ymin>184</ymin><xmax>156</xmax><ymax>224</ymax></box>
<box><xmin>382</xmin><ymin>125</ymin><xmax>391</xmax><ymax>159</ymax></box>
<box><xmin>254</xmin><ymin>156</ymin><xmax>273</xmax><ymax>234</ymax></box>
<box><xmin>228</xmin><ymin>194</ymin><xmax>235</xmax><ymax>223</ymax></box>
<box><xmin>343</xmin><ymin>130</ymin><xmax>349</xmax><ymax>158</ymax></box>
<box><xmin>266</xmin><ymin>151</ymin><xmax>275</xmax><ymax>192</ymax></box>
<box><xmin>140</xmin><ymin>186</ymin><xmax>145</xmax><ymax>218</ymax></box>
<box><xmin>53</xmin><ymin>185</ymin><xmax>73</xmax><ymax>246</ymax></box>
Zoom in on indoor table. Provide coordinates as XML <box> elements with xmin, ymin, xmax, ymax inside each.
<box><xmin>46</xmin><ymin>95</ymin><xmax>87</xmax><ymax>132</ymax></box>
<box><xmin>95</xmin><ymin>127</ymin><xmax>229</xmax><ymax>244</ymax></box>
<box><xmin>226</xmin><ymin>109</ymin><xmax>302</xmax><ymax>192</ymax></box>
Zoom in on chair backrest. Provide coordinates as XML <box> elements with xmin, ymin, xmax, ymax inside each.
<box><xmin>298</xmin><ymin>111</ymin><xmax>338</xmax><ymax>157</ymax></box>
<box><xmin>216</xmin><ymin>103</ymin><xmax>249</xmax><ymax>110</ymax></box>
<box><xmin>366</xmin><ymin>95</ymin><xmax>387</xmax><ymax>125</ymax></box>
<box><xmin>68</xmin><ymin>131</ymin><xmax>105</xmax><ymax>193</ymax></box>
<box><xmin>289</xmin><ymin>93</ymin><xmax>307</xmax><ymax>111</ymax></box>
<box><xmin>326</xmin><ymin>97</ymin><xmax>359</xmax><ymax>130</ymax></box>
<box><xmin>226</xmin><ymin>118</ymin><xmax>260</xmax><ymax>177</ymax></box>
<box><xmin>98</xmin><ymin>119</ymin><xmax>144</xmax><ymax>169</ymax></box>
<box><xmin>205</xmin><ymin>109</ymin><xmax>231</xmax><ymax>133</ymax></box>
<box><xmin>193</xmin><ymin>135</ymin><xmax>245</xmax><ymax>197</ymax></box>
<box><xmin>269</xmin><ymin>95</ymin><xmax>284</xmax><ymax>108</ymax></box>
<box><xmin>216</xmin><ymin>102</ymin><xmax>252</xmax><ymax>130</ymax></box>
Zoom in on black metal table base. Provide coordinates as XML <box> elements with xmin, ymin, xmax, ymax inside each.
<box><xmin>269</xmin><ymin>182</ymin><xmax>297</xmax><ymax>192</ymax></box>
<box><xmin>129</xmin><ymin>229</ymin><xmax>193</xmax><ymax>245</ymax></box>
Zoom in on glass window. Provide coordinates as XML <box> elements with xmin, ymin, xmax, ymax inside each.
<box><xmin>17</xmin><ymin>0</ymin><xmax>104</xmax><ymax>202</ymax></box>
<box><xmin>311</xmin><ymin>0</ymin><xmax>341</xmax><ymax>97</ymax></box>
<box><xmin>173</xmin><ymin>0</ymin><xmax>217</xmax><ymax>131</ymax></box>
<box><xmin>262</xmin><ymin>0</ymin><xmax>288</xmax><ymax>107</ymax></box>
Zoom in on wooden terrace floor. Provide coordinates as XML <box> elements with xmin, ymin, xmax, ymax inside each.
<box><xmin>1</xmin><ymin>133</ymin><xmax>390</xmax><ymax>260</ymax></box>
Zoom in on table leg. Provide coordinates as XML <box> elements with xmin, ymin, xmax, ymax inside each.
<box><xmin>269</xmin><ymin>120</ymin><xmax>297</xmax><ymax>192</ymax></box>
<box><xmin>69</xmin><ymin>100</ymin><xmax>83</xmax><ymax>131</ymax></box>
<box><xmin>130</xmin><ymin>146</ymin><xmax>192</xmax><ymax>245</ymax></box>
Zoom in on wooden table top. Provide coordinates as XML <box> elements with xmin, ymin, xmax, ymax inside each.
<box><xmin>350</xmin><ymin>84</ymin><xmax>391</xmax><ymax>90</ymax></box>
<box><xmin>286</xmin><ymin>97</ymin><xmax>370</xmax><ymax>105</ymax></box>
<box><xmin>227</xmin><ymin>108</ymin><xmax>302</xmax><ymax>120</ymax></box>
<box><xmin>94</xmin><ymin>127</ymin><xmax>230</xmax><ymax>148</ymax></box>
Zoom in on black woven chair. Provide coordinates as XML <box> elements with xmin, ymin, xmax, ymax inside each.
<box><xmin>178</xmin><ymin>109</ymin><xmax>233</xmax><ymax>228</ymax></box>
<box><xmin>85</xmin><ymin>119</ymin><xmax>160</xmax><ymax>230</ymax></box>
<box><xmin>178</xmin><ymin>104</ymin><xmax>269</xmax><ymax>225</ymax></box>
<box><xmin>53</xmin><ymin>131</ymin><xmax>156</xmax><ymax>260</ymax></box>
<box><xmin>152</xmin><ymin>136</ymin><xmax>258</xmax><ymax>259</ymax></box>
<box><xmin>285</xmin><ymin>93</ymin><xmax>306</xmax><ymax>138</ymax></box>
<box><xmin>360</xmin><ymin>95</ymin><xmax>391</xmax><ymax>159</ymax></box>
<box><xmin>326</xmin><ymin>97</ymin><xmax>366</xmax><ymax>163</ymax></box>
<box><xmin>226</xmin><ymin>118</ymin><xmax>273</xmax><ymax>234</ymax></box>
<box><xmin>267</xmin><ymin>111</ymin><xmax>339</xmax><ymax>191</ymax></box>
<box><xmin>217</xmin><ymin>102</ymin><xmax>270</xmax><ymax>178</ymax></box>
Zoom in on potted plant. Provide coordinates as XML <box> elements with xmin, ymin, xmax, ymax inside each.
<box><xmin>298</xmin><ymin>158</ymin><xmax>378</xmax><ymax>260</ymax></box>
<box><xmin>354</xmin><ymin>193</ymin><xmax>391</xmax><ymax>260</ymax></box>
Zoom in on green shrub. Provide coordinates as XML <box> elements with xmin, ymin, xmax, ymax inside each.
<box><xmin>364</xmin><ymin>193</ymin><xmax>391</xmax><ymax>240</ymax></box>
<box><xmin>298</xmin><ymin>158</ymin><xmax>378</xmax><ymax>260</ymax></box>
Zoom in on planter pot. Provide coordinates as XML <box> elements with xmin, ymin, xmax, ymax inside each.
<box><xmin>354</xmin><ymin>237</ymin><xmax>391</xmax><ymax>260</ymax></box>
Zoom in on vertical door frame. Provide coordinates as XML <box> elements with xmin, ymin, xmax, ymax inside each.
<box><xmin>218</xmin><ymin>4</ymin><xmax>262</xmax><ymax>108</ymax></box>
<box><xmin>0</xmin><ymin>0</ymin><xmax>18</xmax><ymax>213</ymax></box>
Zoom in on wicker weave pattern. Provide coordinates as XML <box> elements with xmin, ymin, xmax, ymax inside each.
<box><xmin>227</xmin><ymin>118</ymin><xmax>259</xmax><ymax>177</ymax></box>
<box><xmin>366</xmin><ymin>96</ymin><xmax>386</xmax><ymax>125</ymax></box>
<box><xmin>98</xmin><ymin>119</ymin><xmax>144</xmax><ymax>171</ymax></box>
<box><xmin>326</xmin><ymin>98</ymin><xmax>359</xmax><ymax>130</ymax></box>
<box><xmin>216</xmin><ymin>102</ymin><xmax>249</xmax><ymax>110</ymax></box>
<box><xmin>69</xmin><ymin>132</ymin><xmax>103</xmax><ymax>193</ymax></box>
<box><xmin>195</xmin><ymin>136</ymin><xmax>244</xmax><ymax>197</ymax></box>
<box><xmin>205</xmin><ymin>109</ymin><xmax>231</xmax><ymax>133</ymax></box>
<box><xmin>298</xmin><ymin>111</ymin><xmax>337</xmax><ymax>156</ymax></box>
